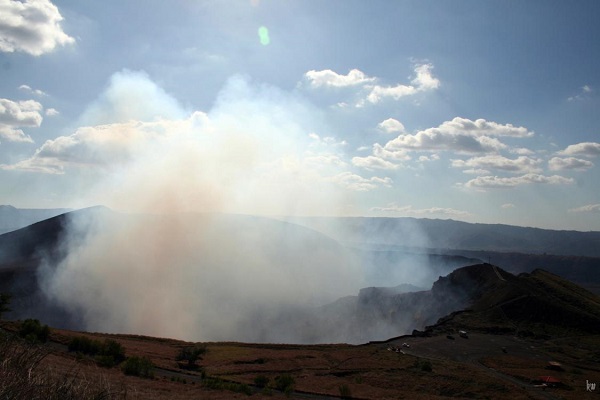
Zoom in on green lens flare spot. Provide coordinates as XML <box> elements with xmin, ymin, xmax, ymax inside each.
<box><xmin>258</xmin><ymin>26</ymin><xmax>270</xmax><ymax>46</ymax></box>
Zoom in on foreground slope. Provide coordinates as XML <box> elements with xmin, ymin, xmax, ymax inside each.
<box><xmin>2</xmin><ymin>264</ymin><xmax>599</xmax><ymax>399</ymax></box>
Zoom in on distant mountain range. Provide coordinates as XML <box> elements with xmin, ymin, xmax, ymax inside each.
<box><xmin>290</xmin><ymin>216</ymin><xmax>600</xmax><ymax>257</ymax></box>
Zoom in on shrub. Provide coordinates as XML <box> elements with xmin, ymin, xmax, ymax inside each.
<box><xmin>68</xmin><ymin>336</ymin><xmax>125</xmax><ymax>367</ymax></box>
<box><xmin>19</xmin><ymin>319</ymin><xmax>50</xmax><ymax>343</ymax></box>
<box><xmin>176</xmin><ymin>345</ymin><xmax>207</xmax><ymax>369</ymax></box>
<box><xmin>415</xmin><ymin>359</ymin><xmax>432</xmax><ymax>372</ymax></box>
<box><xmin>254</xmin><ymin>375</ymin><xmax>269</xmax><ymax>388</ymax></box>
<box><xmin>122</xmin><ymin>356</ymin><xmax>154</xmax><ymax>378</ymax></box>
<box><xmin>339</xmin><ymin>384</ymin><xmax>352</xmax><ymax>399</ymax></box>
<box><xmin>68</xmin><ymin>336</ymin><xmax>101</xmax><ymax>355</ymax></box>
<box><xmin>275</xmin><ymin>374</ymin><xmax>295</xmax><ymax>396</ymax></box>
<box><xmin>0</xmin><ymin>293</ymin><xmax>11</xmax><ymax>319</ymax></box>
<box><xmin>101</xmin><ymin>339</ymin><xmax>126</xmax><ymax>364</ymax></box>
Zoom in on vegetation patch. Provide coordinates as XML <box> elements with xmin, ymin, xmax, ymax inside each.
<box><xmin>202</xmin><ymin>376</ymin><xmax>252</xmax><ymax>395</ymax></box>
<box><xmin>176</xmin><ymin>344</ymin><xmax>207</xmax><ymax>370</ymax></box>
<box><xmin>18</xmin><ymin>319</ymin><xmax>50</xmax><ymax>343</ymax></box>
<box><xmin>68</xmin><ymin>336</ymin><xmax>125</xmax><ymax>367</ymax></box>
<box><xmin>122</xmin><ymin>356</ymin><xmax>154</xmax><ymax>378</ymax></box>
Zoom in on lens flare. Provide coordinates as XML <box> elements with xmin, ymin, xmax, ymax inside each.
<box><xmin>258</xmin><ymin>26</ymin><xmax>270</xmax><ymax>46</ymax></box>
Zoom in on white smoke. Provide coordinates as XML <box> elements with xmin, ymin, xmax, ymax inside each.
<box><xmin>38</xmin><ymin>70</ymin><xmax>373</xmax><ymax>342</ymax></box>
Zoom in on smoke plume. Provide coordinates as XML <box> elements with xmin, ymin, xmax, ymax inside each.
<box><xmin>38</xmin><ymin>70</ymin><xmax>371</xmax><ymax>342</ymax></box>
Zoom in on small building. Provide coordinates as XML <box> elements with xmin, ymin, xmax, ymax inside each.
<box><xmin>534</xmin><ymin>376</ymin><xmax>561</xmax><ymax>387</ymax></box>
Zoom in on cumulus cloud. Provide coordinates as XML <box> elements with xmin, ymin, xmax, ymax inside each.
<box><xmin>568</xmin><ymin>204</ymin><xmax>600</xmax><ymax>213</ymax></box>
<box><xmin>0</xmin><ymin>98</ymin><xmax>43</xmax><ymax>143</ymax></box>
<box><xmin>18</xmin><ymin>84</ymin><xmax>47</xmax><ymax>97</ymax></box>
<box><xmin>45</xmin><ymin>108</ymin><xmax>59</xmax><ymax>116</ymax></box>
<box><xmin>305</xmin><ymin>63</ymin><xmax>439</xmax><ymax>106</ymax></box>
<box><xmin>304</xmin><ymin>68</ymin><xmax>375</xmax><ymax>88</ymax></box>
<box><xmin>329</xmin><ymin>172</ymin><xmax>392</xmax><ymax>191</ymax></box>
<box><xmin>417</xmin><ymin>154</ymin><xmax>440</xmax><ymax>162</ymax></box>
<box><xmin>373</xmin><ymin>143</ymin><xmax>411</xmax><ymax>161</ymax></box>
<box><xmin>558</xmin><ymin>142</ymin><xmax>600</xmax><ymax>157</ymax></box>
<box><xmin>462</xmin><ymin>168</ymin><xmax>490</xmax><ymax>175</ymax></box>
<box><xmin>0</xmin><ymin>0</ymin><xmax>74</xmax><ymax>56</ymax></box>
<box><xmin>548</xmin><ymin>156</ymin><xmax>594</xmax><ymax>171</ymax></box>
<box><xmin>378</xmin><ymin>118</ymin><xmax>406</xmax><ymax>134</ymax></box>
<box><xmin>410</xmin><ymin>64</ymin><xmax>441</xmax><ymax>90</ymax></box>
<box><xmin>370</xmin><ymin>203</ymin><xmax>470</xmax><ymax>217</ymax></box>
<box><xmin>366</xmin><ymin>84</ymin><xmax>416</xmax><ymax>103</ymax></box>
<box><xmin>352</xmin><ymin>155</ymin><xmax>399</xmax><ymax>170</ymax></box>
<box><xmin>380</xmin><ymin>117</ymin><xmax>531</xmax><ymax>155</ymax></box>
<box><xmin>451</xmin><ymin>155</ymin><xmax>542</xmax><ymax>174</ymax></box>
<box><xmin>464</xmin><ymin>173</ymin><xmax>574</xmax><ymax>189</ymax></box>
<box><xmin>1</xmin><ymin>118</ymin><xmax>196</xmax><ymax>173</ymax></box>
<box><xmin>510</xmin><ymin>147</ymin><xmax>535</xmax><ymax>155</ymax></box>
<box><xmin>366</xmin><ymin>63</ymin><xmax>439</xmax><ymax>103</ymax></box>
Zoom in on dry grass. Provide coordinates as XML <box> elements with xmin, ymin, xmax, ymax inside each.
<box><xmin>4</xmin><ymin>321</ymin><xmax>598</xmax><ymax>399</ymax></box>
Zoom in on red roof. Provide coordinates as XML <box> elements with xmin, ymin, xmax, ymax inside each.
<box><xmin>537</xmin><ymin>376</ymin><xmax>560</xmax><ymax>383</ymax></box>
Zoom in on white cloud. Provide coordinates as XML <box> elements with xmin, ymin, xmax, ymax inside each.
<box><xmin>568</xmin><ymin>85</ymin><xmax>593</xmax><ymax>101</ymax></box>
<box><xmin>352</xmin><ymin>155</ymin><xmax>399</xmax><ymax>170</ymax></box>
<box><xmin>328</xmin><ymin>172</ymin><xmax>392</xmax><ymax>191</ymax></box>
<box><xmin>0</xmin><ymin>98</ymin><xmax>43</xmax><ymax>143</ymax></box>
<box><xmin>1</xmin><ymin>118</ymin><xmax>187</xmax><ymax>173</ymax></box>
<box><xmin>45</xmin><ymin>108</ymin><xmax>59</xmax><ymax>116</ymax></box>
<box><xmin>418</xmin><ymin>154</ymin><xmax>440</xmax><ymax>162</ymax></box>
<box><xmin>451</xmin><ymin>155</ymin><xmax>542</xmax><ymax>174</ymax></box>
<box><xmin>0</xmin><ymin>0</ymin><xmax>75</xmax><ymax>56</ymax></box>
<box><xmin>370</xmin><ymin>203</ymin><xmax>470</xmax><ymax>216</ymax></box>
<box><xmin>568</xmin><ymin>204</ymin><xmax>600</xmax><ymax>213</ymax></box>
<box><xmin>366</xmin><ymin>84</ymin><xmax>416</xmax><ymax>103</ymax></box>
<box><xmin>462</xmin><ymin>168</ymin><xmax>490</xmax><ymax>175</ymax></box>
<box><xmin>558</xmin><ymin>142</ymin><xmax>600</xmax><ymax>157</ymax></box>
<box><xmin>308</xmin><ymin>132</ymin><xmax>347</xmax><ymax>147</ymax></box>
<box><xmin>305</xmin><ymin>63</ymin><xmax>439</xmax><ymax>106</ymax></box>
<box><xmin>548</xmin><ymin>157</ymin><xmax>594</xmax><ymax>171</ymax></box>
<box><xmin>304</xmin><ymin>68</ymin><xmax>375</xmax><ymax>88</ymax></box>
<box><xmin>510</xmin><ymin>147</ymin><xmax>535</xmax><ymax>155</ymax></box>
<box><xmin>373</xmin><ymin>143</ymin><xmax>411</xmax><ymax>161</ymax></box>
<box><xmin>0</xmin><ymin>126</ymin><xmax>34</xmax><ymax>143</ymax></box>
<box><xmin>18</xmin><ymin>84</ymin><xmax>47</xmax><ymax>96</ymax></box>
<box><xmin>0</xmin><ymin>98</ymin><xmax>43</xmax><ymax>127</ymax></box>
<box><xmin>366</xmin><ymin>63</ymin><xmax>439</xmax><ymax>103</ymax></box>
<box><xmin>501</xmin><ymin>203</ymin><xmax>515</xmax><ymax>209</ymax></box>
<box><xmin>378</xmin><ymin>118</ymin><xmax>406</xmax><ymax>134</ymax></box>
<box><xmin>410</xmin><ymin>64</ymin><xmax>441</xmax><ymax>91</ymax></box>
<box><xmin>464</xmin><ymin>173</ymin><xmax>574</xmax><ymax>189</ymax></box>
<box><xmin>381</xmin><ymin>117</ymin><xmax>531</xmax><ymax>155</ymax></box>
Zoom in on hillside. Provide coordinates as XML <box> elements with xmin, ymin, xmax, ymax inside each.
<box><xmin>2</xmin><ymin>264</ymin><xmax>599</xmax><ymax>399</ymax></box>
<box><xmin>426</xmin><ymin>266</ymin><xmax>600</xmax><ymax>338</ymax></box>
<box><xmin>0</xmin><ymin>205</ymin><xmax>71</xmax><ymax>235</ymax></box>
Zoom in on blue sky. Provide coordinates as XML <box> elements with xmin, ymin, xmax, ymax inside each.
<box><xmin>1</xmin><ymin>0</ymin><xmax>599</xmax><ymax>230</ymax></box>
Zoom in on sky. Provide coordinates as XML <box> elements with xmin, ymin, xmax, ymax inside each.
<box><xmin>1</xmin><ymin>0</ymin><xmax>600</xmax><ymax>231</ymax></box>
